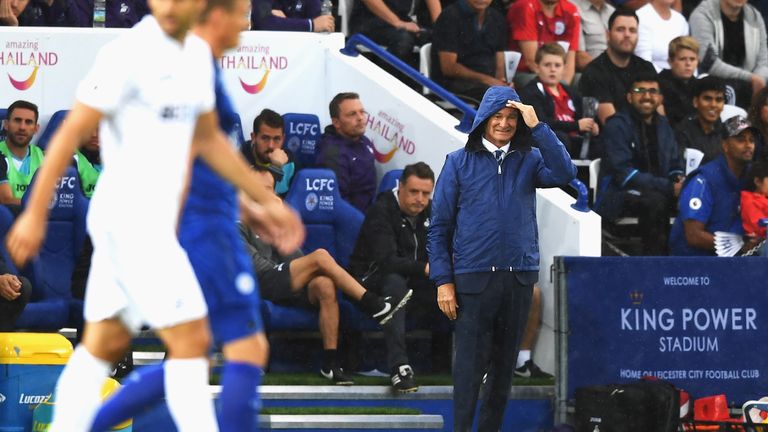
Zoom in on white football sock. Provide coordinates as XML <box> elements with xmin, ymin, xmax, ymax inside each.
<box><xmin>50</xmin><ymin>345</ymin><xmax>111</xmax><ymax>432</ymax></box>
<box><xmin>516</xmin><ymin>349</ymin><xmax>531</xmax><ymax>368</ymax></box>
<box><xmin>164</xmin><ymin>357</ymin><xmax>219</xmax><ymax>432</ymax></box>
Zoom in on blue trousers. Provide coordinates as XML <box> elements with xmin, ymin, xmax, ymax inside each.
<box><xmin>452</xmin><ymin>271</ymin><xmax>535</xmax><ymax>432</ymax></box>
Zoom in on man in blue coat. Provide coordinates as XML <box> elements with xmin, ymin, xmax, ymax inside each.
<box><xmin>595</xmin><ymin>70</ymin><xmax>685</xmax><ymax>255</ymax></box>
<box><xmin>427</xmin><ymin>85</ymin><xmax>576</xmax><ymax>432</ymax></box>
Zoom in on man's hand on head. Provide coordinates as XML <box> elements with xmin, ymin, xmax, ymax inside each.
<box><xmin>507</xmin><ymin>101</ymin><xmax>539</xmax><ymax>128</ymax></box>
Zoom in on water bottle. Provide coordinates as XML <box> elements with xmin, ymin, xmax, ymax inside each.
<box><xmin>320</xmin><ymin>0</ymin><xmax>333</xmax><ymax>16</ymax></box>
<box><xmin>93</xmin><ymin>0</ymin><xmax>106</xmax><ymax>27</ymax></box>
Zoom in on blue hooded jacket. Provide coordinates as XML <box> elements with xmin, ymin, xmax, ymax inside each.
<box><xmin>427</xmin><ymin>86</ymin><xmax>576</xmax><ymax>288</ymax></box>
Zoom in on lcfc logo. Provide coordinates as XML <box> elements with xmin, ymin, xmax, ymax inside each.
<box><xmin>305</xmin><ymin>192</ymin><xmax>318</xmax><ymax>211</ymax></box>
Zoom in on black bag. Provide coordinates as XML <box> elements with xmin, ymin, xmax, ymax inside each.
<box><xmin>575</xmin><ymin>380</ymin><xmax>680</xmax><ymax>432</ymax></box>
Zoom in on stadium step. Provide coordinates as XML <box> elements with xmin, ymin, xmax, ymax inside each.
<box><xmin>258</xmin><ymin>414</ymin><xmax>444</xmax><ymax>429</ymax></box>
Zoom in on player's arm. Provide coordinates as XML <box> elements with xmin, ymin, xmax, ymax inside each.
<box><xmin>6</xmin><ymin>102</ymin><xmax>102</xmax><ymax>265</ymax></box>
<box><xmin>191</xmin><ymin>111</ymin><xmax>304</xmax><ymax>254</ymax></box>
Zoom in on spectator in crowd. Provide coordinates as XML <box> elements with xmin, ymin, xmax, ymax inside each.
<box><xmin>514</xmin><ymin>284</ymin><xmax>553</xmax><ymax>378</ymax></box>
<box><xmin>2</xmin><ymin>0</ymin><xmax>149</xmax><ymax>27</ymax></box>
<box><xmin>675</xmin><ymin>75</ymin><xmax>727</xmax><ymax>164</ymax></box>
<box><xmin>253</xmin><ymin>0</ymin><xmax>335</xmax><ymax>32</ymax></box>
<box><xmin>690</xmin><ymin>0</ymin><xmax>768</xmax><ymax>107</ymax></box>
<box><xmin>659</xmin><ymin>36</ymin><xmax>700</xmax><ymax>127</ymax></box>
<box><xmin>740</xmin><ymin>160</ymin><xmax>768</xmax><ymax>240</ymax></box>
<box><xmin>428</xmin><ymin>86</ymin><xmax>575</xmax><ymax>431</ymax></box>
<box><xmin>594</xmin><ymin>72</ymin><xmax>684</xmax><ymax>255</ymax></box>
<box><xmin>240</xmin><ymin>168</ymin><xmax>412</xmax><ymax>384</ymax></box>
<box><xmin>669</xmin><ymin>115</ymin><xmax>758</xmax><ymax>254</ymax></box>
<box><xmin>0</xmin><ymin>253</ymin><xmax>32</xmax><ymax>331</ymax></box>
<box><xmin>507</xmin><ymin>0</ymin><xmax>581</xmax><ymax>85</ymax></box>
<box><xmin>316</xmin><ymin>92</ymin><xmax>376</xmax><ymax>213</ymax></box>
<box><xmin>431</xmin><ymin>0</ymin><xmax>509</xmax><ymax>103</ymax></box>
<box><xmin>349</xmin><ymin>162</ymin><xmax>450</xmax><ymax>393</ymax></box>
<box><xmin>75</xmin><ymin>128</ymin><xmax>102</xmax><ymax>199</ymax></box>
<box><xmin>572</xmin><ymin>0</ymin><xmax>615</xmax><ymax>70</ymax></box>
<box><xmin>250</xmin><ymin>109</ymin><xmax>295</xmax><ymax>195</ymax></box>
<box><xmin>519</xmin><ymin>43</ymin><xmax>599</xmax><ymax>157</ymax></box>
<box><xmin>0</xmin><ymin>100</ymin><xmax>44</xmax><ymax>207</ymax></box>
<box><xmin>349</xmin><ymin>0</ymin><xmax>436</xmax><ymax>65</ymax></box>
<box><xmin>748</xmin><ymin>86</ymin><xmax>768</xmax><ymax>160</ymax></box>
<box><xmin>579</xmin><ymin>8</ymin><xmax>656</xmax><ymax>124</ymax></box>
<box><xmin>635</xmin><ymin>0</ymin><xmax>688</xmax><ymax>72</ymax></box>
<box><xmin>51</xmin><ymin>0</ymin><xmax>149</xmax><ymax>27</ymax></box>
<box><xmin>0</xmin><ymin>0</ymin><xmax>56</xmax><ymax>26</ymax></box>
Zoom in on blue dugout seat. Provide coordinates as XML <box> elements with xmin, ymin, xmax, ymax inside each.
<box><xmin>234</xmin><ymin>112</ymin><xmax>258</xmax><ymax>166</ymax></box>
<box><xmin>263</xmin><ymin>169</ymin><xmax>364</xmax><ymax>334</ymax></box>
<box><xmin>284</xmin><ymin>168</ymin><xmax>363</xmax><ymax>268</ymax></box>
<box><xmin>15</xmin><ymin>166</ymin><xmax>89</xmax><ymax>330</ymax></box>
<box><xmin>282</xmin><ymin>113</ymin><xmax>321</xmax><ymax>169</ymax></box>
<box><xmin>36</xmin><ymin>109</ymin><xmax>69</xmax><ymax>150</ymax></box>
<box><xmin>377</xmin><ymin>169</ymin><xmax>403</xmax><ymax>195</ymax></box>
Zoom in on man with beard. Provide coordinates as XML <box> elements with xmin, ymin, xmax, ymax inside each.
<box><xmin>579</xmin><ymin>8</ymin><xmax>656</xmax><ymax>124</ymax></box>
<box><xmin>0</xmin><ymin>100</ymin><xmax>44</xmax><ymax>207</ymax></box>
<box><xmin>250</xmin><ymin>108</ymin><xmax>295</xmax><ymax>195</ymax></box>
<box><xmin>594</xmin><ymin>71</ymin><xmax>685</xmax><ymax>255</ymax></box>
<box><xmin>670</xmin><ymin>115</ymin><xmax>760</xmax><ymax>255</ymax></box>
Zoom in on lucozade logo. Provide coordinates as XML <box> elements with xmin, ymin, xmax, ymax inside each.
<box><xmin>2</xmin><ymin>39</ymin><xmax>58</xmax><ymax>91</ymax></box>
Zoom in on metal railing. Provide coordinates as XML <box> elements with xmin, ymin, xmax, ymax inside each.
<box><xmin>339</xmin><ymin>34</ymin><xmax>590</xmax><ymax>211</ymax></box>
<box><xmin>569</xmin><ymin>179</ymin><xmax>589</xmax><ymax>213</ymax></box>
<box><xmin>339</xmin><ymin>34</ymin><xmax>476</xmax><ymax>132</ymax></box>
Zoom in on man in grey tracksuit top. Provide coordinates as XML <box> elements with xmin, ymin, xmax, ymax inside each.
<box><xmin>690</xmin><ymin>0</ymin><xmax>768</xmax><ymax>96</ymax></box>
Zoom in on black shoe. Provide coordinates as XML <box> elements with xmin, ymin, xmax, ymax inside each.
<box><xmin>391</xmin><ymin>364</ymin><xmax>418</xmax><ymax>393</ymax></box>
<box><xmin>514</xmin><ymin>360</ymin><xmax>553</xmax><ymax>379</ymax></box>
<box><xmin>372</xmin><ymin>289</ymin><xmax>413</xmax><ymax>325</ymax></box>
<box><xmin>110</xmin><ymin>350</ymin><xmax>134</xmax><ymax>380</ymax></box>
<box><xmin>320</xmin><ymin>367</ymin><xmax>354</xmax><ymax>385</ymax></box>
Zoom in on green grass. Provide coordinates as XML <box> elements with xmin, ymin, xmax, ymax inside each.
<box><xmin>261</xmin><ymin>407</ymin><xmax>421</xmax><ymax>415</ymax></box>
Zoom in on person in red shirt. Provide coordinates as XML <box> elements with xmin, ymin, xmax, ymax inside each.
<box><xmin>507</xmin><ymin>0</ymin><xmax>581</xmax><ymax>84</ymax></box>
<box><xmin>741</xmin><ymin>160</ymin><xmax>768</xmax><ymax>239</ymax></box>
<box><xmin>519</xmin><ymin>43</ymin><xmax>598</xmax><ymax>157</ymax></box>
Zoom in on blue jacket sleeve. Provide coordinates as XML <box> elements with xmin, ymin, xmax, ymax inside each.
<box><xmin>260</xmin><ymin>15</ymin><xmax>312</xmax><ymax>31</ymax></box>
<box><xmin>275</xmin><ymin>162</ymin><xmax>295</xmax><ymax>195</ymax></box>
<box><xmin>427</xmin><ymin>154</ymin><xmax>459</xmax><ymax>287</ymax></box>
<box><xmin>602</xmin><ymin>116</ymin><xmax>673</xmax><ymax>194</ymax></box>
<box><xmin>532</xmin><ymin>123</ymin><xmax>577</xmax><ymax>187</ymax></box>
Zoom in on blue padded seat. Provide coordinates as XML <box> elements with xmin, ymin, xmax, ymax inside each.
<box><xmin>377</xmin><ymin>168</ymin><xmax>403</xmax><ymax>195</ymax></box>
<box><xmin>36</xmin><ymin>109</ymin><xmax>69</xmax><ymax>150</ymax></box>
<box><xmin>15</xmin><ymin>166</ymin><xmax>89</xmax><ymax>330</ymax></box>
<box><xmin>282</xmin><ymin>113</ymin><xmax>321</xmax><ymax>169</ymax></box>
<box><xmin>284</xmin><ymin>168</ymin><xmax>363</xmax><ymax>268</ymax></box>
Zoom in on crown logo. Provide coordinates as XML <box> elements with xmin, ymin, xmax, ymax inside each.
<box><xmin>630</xmin><ymin>290</ymin><xmax>643</xmax><ymax>305</ymax></box>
